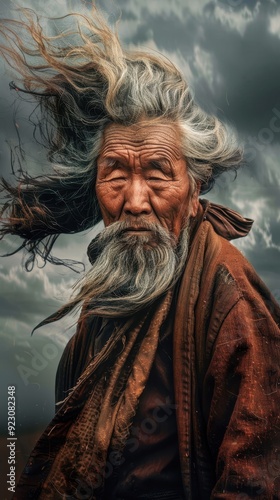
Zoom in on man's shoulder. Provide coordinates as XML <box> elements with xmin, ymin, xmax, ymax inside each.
<box><xmin>209</xmin><ymin>228</ymin><xmax>266</xmax><ymax>299</ymax></box>
<box><xmin>198</xmin><ymin>220</ymin><xmax>265</xmax><ymax>295</ymax></box>
<box><xmin>188</xmin><ymin>222</ymin><xmax>280</xmax><ymax>364</ymax></box>
<box><xmin>196</xmin><ymin>221</ymin><xmax>278</xmax><ymax>321</ymax></box>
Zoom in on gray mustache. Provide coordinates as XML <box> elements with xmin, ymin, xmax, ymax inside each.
<box><xmin>87</xmin><ymin>219</ymin><xmax>176</xmax><ymax>265</ymax></box>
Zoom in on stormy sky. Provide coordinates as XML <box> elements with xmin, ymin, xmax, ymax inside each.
<box><xmin>0</xmin><ymin>0</ymin><xmax>280</xmax><ymax>489</ymax></box>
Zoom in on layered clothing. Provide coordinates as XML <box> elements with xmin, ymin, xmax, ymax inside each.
<box><xmin>13</xmin><ymin>201</ymin><xmax>280</xmax><ymax>499</ymax></box>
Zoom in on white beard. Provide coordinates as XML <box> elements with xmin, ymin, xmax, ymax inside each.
<box><xmin>72</xmin><ymin>218</ymin><xmax>190</xmax><ymax>317</ymax></box>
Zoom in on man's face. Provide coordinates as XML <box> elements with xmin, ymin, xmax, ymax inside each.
<box><xmin>96</xmin><ymin>120</ymin><xmax>199</xmax><ymax>240</ymax></box>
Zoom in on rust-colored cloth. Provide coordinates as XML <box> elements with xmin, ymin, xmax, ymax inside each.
<box><xmin>13</xmin><ymin>201</ymin><xmax>280</xmax><ymax>499</ymax></box>
<box><xmin>173</xmin><ymin>213</ymin><xmax>280</xmax><ymax>498</ymax></box>
<box><xmin>200</xmin><ymin>198</ymin><xmax>254</xmax><ymax>240</ymax></box>
<box><xmin>101</xmin><ymin>304</ymin><xmax>185</xmax><ymax>499</ymax></box>
<box><xmin>13</xmin><ymin>290</ymin><xmax>175</xmax><ymax>499</ymax></box>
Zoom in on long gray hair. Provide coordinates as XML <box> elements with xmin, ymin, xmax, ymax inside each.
<box><xmin>0</xmin><ymin>6</ymin><xmax>243</xmax><ymax>269</ymax></box>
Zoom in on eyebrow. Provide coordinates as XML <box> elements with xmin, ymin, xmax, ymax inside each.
<box><xmin>97</xmin><ymin>157</ymin><xmax>118</xmax><ymax>169</ymax></box>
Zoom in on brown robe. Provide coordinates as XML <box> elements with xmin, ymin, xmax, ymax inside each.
<box><xmin>13</xmin><ymin>202</ymin><xmax>280</xmax><ymax>499</ymax></box>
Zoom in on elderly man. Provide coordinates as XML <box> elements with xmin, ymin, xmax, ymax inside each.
<box><xmin>1</xmin><ymin>7</ymin><xmax>280</xmax><ymax>500</ymax></box>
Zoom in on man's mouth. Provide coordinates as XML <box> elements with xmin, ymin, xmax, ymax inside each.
<box><xmin>123</xmin><ymin>227</ymin><xmax>152</xmax><ymax>234</ymax></box>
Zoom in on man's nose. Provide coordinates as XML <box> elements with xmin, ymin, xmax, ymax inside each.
<box><xmin>123</xmin><ymin>178</ymin><xmax>152</xmax><ymax>216</ymax></box>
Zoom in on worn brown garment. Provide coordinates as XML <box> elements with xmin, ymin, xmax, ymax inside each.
<box><xmin>172</xmin><ymin>215</ymin><xmax>280</xmax><ymax>498</ymax></box>
<box><xmin>13</xmin><ymin>201</ymin><xmax>280</xmax><ymax>499</ymax></box>
<box><xmin>101</xmin><ymin>303</ymin><xmax>185</xmax><ymax>499</ymax></box>
<box><xmin>14</xmin><ymin>290</ymin><xmax>175</xmax><ymax>499</ymax></box>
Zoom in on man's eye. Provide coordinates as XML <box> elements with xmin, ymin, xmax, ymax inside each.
<box><xmin>148</xmin><ymin>176</ymin><xmax>167</xmax><ymax>182</ymax></box>
<box><xmin>109</xmin><ymin>176</ymin><xmax>126</xmax><ymax>182</ymax></box>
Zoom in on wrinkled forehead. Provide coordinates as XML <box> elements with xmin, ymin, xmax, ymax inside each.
<box><xmin>98</xmin><ymin>120</ymin><xmax>184</xmax><ymax>160</ymax></box>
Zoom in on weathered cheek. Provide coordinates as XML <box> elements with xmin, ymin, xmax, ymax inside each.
<box><xmin>151</xmin><ymin>192</ymin><xmax>184</xmax><ymax>225</ymax></box>
<box><xmin>96</xmin><ymin>184</ymin><xmax>123</xmax><ymax>221</ymax></box>
<box><xmin>155</xmin><ymin>187</ymin><xmax>188</xmax><ymax>213</ymax></box>
<box><xmin>154</xmin><ymin>187</ymin><xmax>192</xmax><ymax>234</ymax></box>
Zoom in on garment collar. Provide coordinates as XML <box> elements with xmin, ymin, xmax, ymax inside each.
<box><xmin>190</xmin><ymin>199</ymin><xmax>254</xmax><ymax>241</ymax></box>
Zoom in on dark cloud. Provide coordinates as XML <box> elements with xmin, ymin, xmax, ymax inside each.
<box><xmin>199</xmin><ymin>3</ymin><xmax>280</xmax><ymax>134</ymax></box>
<box><xmin>245</xmin><ymin>245</ymin><xmax>280</xmax><ymax>278</ymax></box>
<box><xmin>0</xmin><ymin>332</ymin><xmax>64</xmax><ymax>432</ymax></box>
<box><xmin>216</xmin><ymin>0</ymin><xmax>261</xmax><ymax>12</ymax></box>
<box><xmin>129</xmin><ymin>8</ymin><xmax>197</xmax><ymax>51</ymax></box>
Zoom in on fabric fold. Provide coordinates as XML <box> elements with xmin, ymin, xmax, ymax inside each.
<box><xmin>199</xmin><ymin>198</ymin><xmax>254</xmax><ymax>240</ymax></box>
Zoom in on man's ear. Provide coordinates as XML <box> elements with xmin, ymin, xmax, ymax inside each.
<box><xmin>190</xmin><ymin>181</ymin><xmax>201</xmax><ymax>218</ymax></box>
